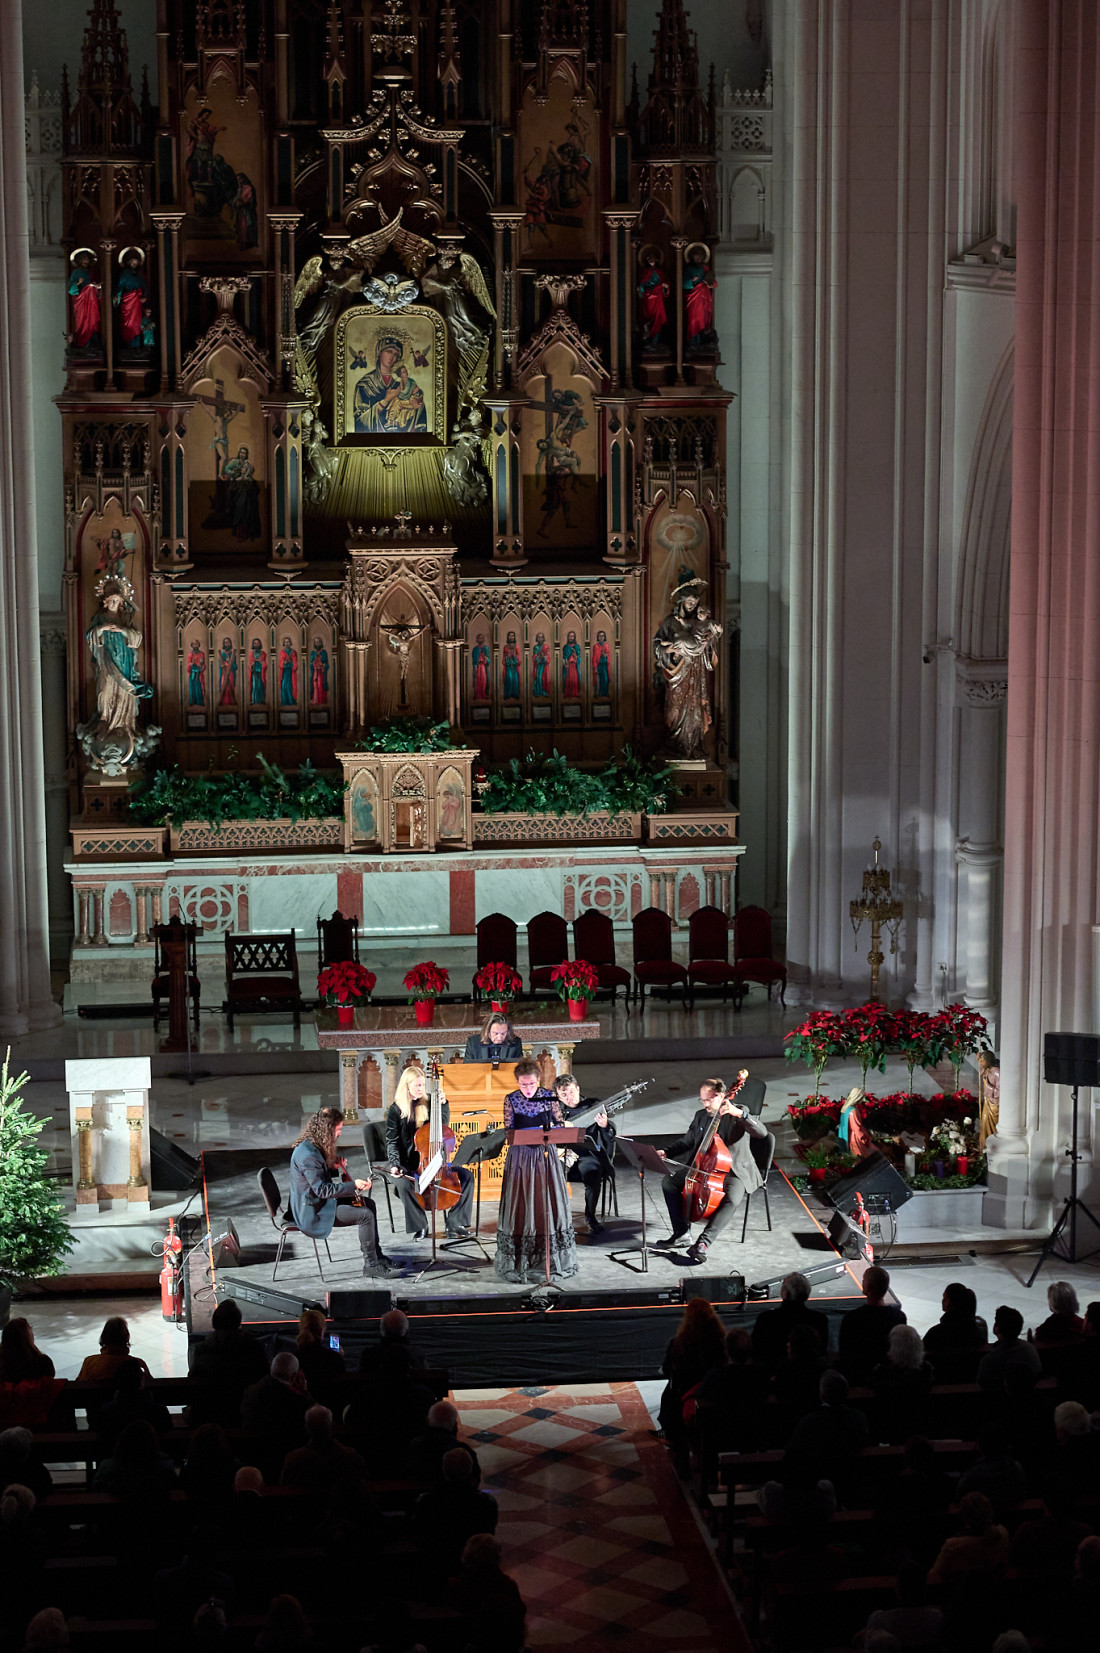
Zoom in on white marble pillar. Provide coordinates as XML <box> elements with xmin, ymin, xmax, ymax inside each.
<box><xmin>0</xmin><ymin>0</ymin><xmax>61</xmax><ymax>1034</ymax></box>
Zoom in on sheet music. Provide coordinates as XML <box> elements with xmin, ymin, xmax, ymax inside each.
<box><xmin>417</xmin><ymin>1149</ymin><xmax>443</xmax><ymax>1195</ymax></box>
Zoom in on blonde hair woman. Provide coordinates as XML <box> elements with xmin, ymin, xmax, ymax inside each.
<box><xmin>383</xmin><ymin>1062</ymin><xmax>474</xmax><ymax>1242</ymax></box>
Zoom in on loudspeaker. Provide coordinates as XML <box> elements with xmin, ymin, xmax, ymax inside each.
<box><xmin>223</xmin><ymin>1277</ymin><xmax>324</xmax><ymax>1317</ymax></box>
<box><xmin>326</xmin><ymin>1288</ymin><xmax>393</xmax><ymax>1319</ymax></box>
<box><xmin>827</xmin><ymin>1210</ymin><xmax>867</xmax><ymax>1260</ymax></box>
<box><xmin>687</xmin><ymin>1273</ymin><xmax>746</xmax><ymax>1304</ymax></box>
<box><xmin>1044</xmin><ymin>1032</ymin><xmax>1100</xmax><ymax>1088</ymax></box>
<box><xmin>827</xmin><ymin>1150</ymin><xmax>912</xmax><ymax>1211</ymax></box>
<box><xmin>210</xmin><ymin>1220</ymin><xmax>241</xmax><ymax>1268</ymax></box>
<box><xmin>149</xmin><ymin>1127</ymin><xmax>200</xmax><ymax>1190</ymax></box>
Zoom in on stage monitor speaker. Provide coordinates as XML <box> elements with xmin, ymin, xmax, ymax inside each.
<box><xmin>149</xmin><ymin>1127</ymin><xmax>200</xmax><ymax>1190</ymax></box>
<box><xmin>687</xmin><ymin>1273</ymin><xmax>746</xmax><ymax>1304</ymax></box>
<box><xmin>827</xmin><ymin>1210</ymin><xmax>866</xmax><ymax>1260</ymax></box>
<box><xmin>827</xmin><ymin>1150</ymin><xmax>912</xmax><ymax>1211</ymax></box>
<box><xmin>326</xmin><ymin>1288</ymin><xmax>393</xmax><ymax>1319</ymax></box>
<box><xmin>1044</xmin><ymin>1032</ymin><xmax>1100</xmax><ymax>1088</ymax></box>
<box><xmin>211</xmin><ymin>1220</ymin><xmax>241</xmax><ymax>1269</ymax></box>
<box><xmin>223</xmin><ymin>1277</ymin><xmax>324</xmax><ymax>1318</ymax></box>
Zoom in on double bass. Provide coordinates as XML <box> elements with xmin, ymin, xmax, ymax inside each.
<box><xmin>682</xmin><ymin>1069</ymin><xmax>750</xmax><ymax>1223</ymax></box>
<box><xmin>411</xmin><ymin>1060</ymin><xmax>463</xmax><ymax>1214</ymax></box>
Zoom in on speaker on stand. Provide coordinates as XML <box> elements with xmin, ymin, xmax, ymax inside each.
<box><xmin>1026</xmin><ymin>1033</ymin><xmax>1100</xmax><ymax>1287</ymax></box>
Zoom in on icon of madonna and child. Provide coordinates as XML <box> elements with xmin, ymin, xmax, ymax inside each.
<box><xmin>351</xmin><ymin>336</ymin><xmax>429</xmax><ymax>436</ymax></box>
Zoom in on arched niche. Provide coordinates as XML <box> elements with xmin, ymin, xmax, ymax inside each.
<box><xmin>645</xmin><ymin>492</ymin><xmax>712</xmax><ymax>655</ymax></box>
<box><xmin>590</xmin><ymin>608</ymin><xmax>617</xmax><ymax>724</ymax></box>
<box><xmin>530</xmin><ymin>609</ymin><xmax>554</xmax><ymax>724</ymax></box>
<box><xmin>436</xmin><ymin>764</ymin><xmax>467</xmax><ymax>841</ymax></box>
<box><xmin>520</xmin><ymin>340</ymin><xmax>599</xmax><ymax>551</ymax></box>
<box><xmin>188</xmin><ymin>345</ymin><xmax>267</xmax><ymax>554</ymax></box>
<box><xmin>243</xmin><ymin>619</ymin><xmax>271</xmax><ymax>730</ymax></box>
<box><xmin>557</xmin><ymin>609</ymin><xmax>585</xmax><ymax>723</ymax></box>
<box><xmin>498</xmin><ymin>610</ymin><xmax>523</xmax><ymax>725</ymax></box>
<box><xmin>370</xmin><ymin>582</ymin><xmax>434</xmax><ymax>720</ymax></box>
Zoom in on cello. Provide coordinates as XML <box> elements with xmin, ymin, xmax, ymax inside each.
<box><xmin>682</xmin><ymin>1069</ymin><xmax>750</xmax><ymax>1223</ymax></box>
<box><xmin>411</xmin><ymin>1059</ymin><xmax>463</xmax><ymax>1216</ymax></box>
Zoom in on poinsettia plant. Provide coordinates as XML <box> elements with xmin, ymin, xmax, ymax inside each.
<box><xmin>784</xmin><ymin>1011</ymin><xmax>848</xmax><ymax>1096</ymax></box>
<box><xmin>842</xmin><ymin>1001</ymin><xmax>898</xmax><ymax>1086</ymax></box>
<box><xmin>787</xmin><ymin>1097</ymin><xmax>844</xmax><ymax>1140</ymax></box>
<box><xmin>550</xmin><ymin>959</ymin><xmax>600</xmax><ymax>1003</ymax></box>
<box><xmin>404</xmin><ymin>960</ymin><xmax>450</xmax><ymax>1002</ymax></box>
<box><xmin>316</xmin><ymin>961</ymin><xmax>376</xmax><ymax>1006</ymax></box>
<box><xmin>927</xmin><ymin>1004</ymin><xmax>992</xmax><ymax>1092</ymax></box>
<box><xmin>474</xmin><ymin>961</ymin><xmax>523</xmax><ymax>1002</ymax></box>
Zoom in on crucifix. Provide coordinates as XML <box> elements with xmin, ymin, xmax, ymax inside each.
<box><xmin>193</xmin><ymin>378</ymin><xmax>246</xmax><ymax>486</ymax></box>
<box><xmin>380</xmin><ymin>613</ymin><xmax>427</xmax><ymax>706</ymax></box>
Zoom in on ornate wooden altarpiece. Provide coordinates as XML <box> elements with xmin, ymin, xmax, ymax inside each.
<box><xmin>58</xmin><ymin>0</ymin><xmax>735</xmax><ymax>820</ymax></box>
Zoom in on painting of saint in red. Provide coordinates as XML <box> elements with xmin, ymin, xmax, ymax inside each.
<box><xmin>561</xmin><ymin>631</ymin><xmax>582</xmax><ymax>699</ymax></box>
<box><xmin>471</xmin><ymin>633</ymin><xmax>490</xmax><ymax>700</ymax></box>
<box><xmin>592</xmin><ymin>631</ymin><xmax>611</xmax><ymax>698</ymax></box>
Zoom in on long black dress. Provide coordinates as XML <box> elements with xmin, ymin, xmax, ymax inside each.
<box><xmin>493</xmin><ymin>1088</ymin><xmax>579</xmax><ymax>1284</ymax></box>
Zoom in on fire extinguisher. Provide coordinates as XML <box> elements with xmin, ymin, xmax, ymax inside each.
<box><xmin>161</xmin><ymin>1216</ymin><xmax>183</xmax><ymax>1321</ymax></box>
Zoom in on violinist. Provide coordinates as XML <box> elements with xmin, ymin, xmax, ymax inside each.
<box><xmin>288</xmin><ymin>1107</ymin><xmax>401</xmax><ymax>1279</ymax></box>
<box><xmin>553</xmin><ymin>1073</ymin><xmax>616</xmax><ymax>1239</ymax></box>
<box><xmin>384</xmin><ymin>1063</ymin><xmax>475</xmax><ymax>1240</ymax></box>
<box><xmin>655</xmin><ymin>1078</ymin><xmax>766</xmax><ymax>1264</ymax></box>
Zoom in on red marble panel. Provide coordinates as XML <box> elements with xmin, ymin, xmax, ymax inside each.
<box><xmin>108</xmin><ymin>889</ymin><xmax>132</xmax><ymax>936</ymax></box>
<box><xmin>449</xmin><ymin>868</ymin><xmax>475</xmax><ymax>935</ymax></box>
<box><xmin>337</xmin><ymin>867</ymin><xmax>363</xmax><ymax>922</ymax></box>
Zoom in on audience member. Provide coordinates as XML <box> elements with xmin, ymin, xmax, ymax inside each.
<box><xmin>255</xmin><ymin>1593</ymin><xmax>313</xmax><ymax>1651</ymax></box>
<box><xmin>1</xmin><ymin>1482</ymin><xmax>44</xmax><ymax>1627</ymax></box>
<box><xmin>861</xmin><ymin>1564</ymin><xmax>944</xmax><ymax>1651</ymax></box>
<box><xmin>180</xmin><ymin>1422</ymin><xmax>239</xmax><ymax>1504</ymax></box>
<box><xmin>188</xmin><ymin>1298</ymin><xmax>269</xmax><ymax>1424</ymax></box>
<box><xmin>294</xmin><ymin>1307</ymin><xmax>346</xmax><ymax>1403</ymax></box>
<box><xmin>978</xmin><ymin>1305</ymin><xmax>1042</xmax><ymax>1390</ymax></box>
<box><xmin>414</xmin><ymin>1446</ymin><xmax>499</xmax><ymax>1568</ymax></box>
<box><xmin>408</xmin><ymin>1400</ymin><xmax>480</xmax><ymax>1487</ymax></box>
<box><xmin>693</xmin><ymin>1327</ymin><xmax>769</xmax><ymax>1454</ymax></box>
<box><xmin>0</xmin><ymin>1320</ymin><xmax>54</xmax><ymax>1383</ymax></box>
<box><xmin>837</xmin><ymin>1266</ymin><xmax>907</xmax><ymax>1379</ymax></box>
<box><xmin>870</xmin><ymin>1324</ymin><xmax>935</xmax><ymax>1442</ymax></box>
<box><xmin>280</xmin><ymin>1403</ymin><xmax>367</xmax><ymax>1490</ymax></box>
<box><xmin>1031</xmin><ymin>1280</ymin><xmax>1084</xmax><ymax>1345</ymax></box>
<box><xmin>750</xmin><ymin>1272</ymin><xmax>830</xmax><ymax>1369</ymax></box>
<box><xmin>1061</xmin><ymin>1298</ymin><xmax>1100</xmax><ymax>1406</ymax></box>
<box><xmin>359</xmin><ymin>1599</ymin><xmax>427</xmax><ymax>1653</ymax></box>
<box><xmin>76</xmin><ymin>1316</ymin><xmax>151</xmax><ymax>1385</ymax></box>
<box><xmin>921</xmin><ymin>1282</ymin><xmax>988</xmax><ymax>1381</ymax></box>
<box><xmin>190</xmin><ymin>1599</ymin><xmax>229</xmax><ymax>1647</ymax></box>
<box><xmin>771</xmin><ymin>1324</ymin><xmax>829</xmax><ymax>1436</ymax></box>
<box><xmin>990</xmin><ymin>1635</ymin><xmax>1032</xmax><ymax>1653</ymax></box>
<box><xmin>151</xmin><ymin>1525</ymin><xmax>235</xmax><ymax>1639</ymax></box>
<box><xmin>1067</xmin><ymin>1534</ymin><xmax>1100</xmax><ymax>1645</ymax></box>
<box><xmin>345</xmin><ymin>1340</ymin><xmax>433</xmax><ymax>1473</ymax></box>
<box><xmin>1009</xmin><ymin>1481</ymin><xmax>1090</xmax><ymax>1578</ymax></box>
<box><xmin>229</xmin><ymin>1464</ymin><xmax>281</xmax><ymax>1555</ymax></box>
<box><xmin>358</xmin><ymin>1309</ymin><xmax>425</xmax><ymax>1377</ymax></box>
<box><xmin>20</xmin><ymin>1608</ymin><xmax>69</xmax><ymax>1650</ymax></box>
<box><xmin>928</xmin><ymin>1491</ymin><xmax>1009</xmax><ymax>1584</ymax></box>
<box><xmin>785</xmin><ymin>1369</ymin><xmax>870</xmax><ymax>1497</ymax></box>
<box><xmin>241</xmin><ymin>1351</ymin><xmax>311</xmax><ymax>1455</ymax></box>
<box><xmin>955</xmin><ymin>1425</ymin><xmax>1027</xmax><ymax>1519</ymax></box>
<box><xmin>658</xmin><ymin>1297</ymin><xmax>727</xmax><ymax>1458</ymax></box>
<box><xmin>757</xmin><ymin>1450</ymin><xmax>837</xmax><ymax>1530</ymax></box>
<box><xmin>874</xmin><ymin>1435</ymin><xmax>953</xmax><ymax>1568</ymax></box>
<box><xmin>449</xmin><ymin>1534</ymin><xmax>526</xmax><ymax>1653</ymax></box>
<box><xmin>0</xmin><ymin>1426</ymin><xmax>53</xmax><ymax>1504</ymax></box>
<box><xmin>96</xmin><ymin>1358</ymin><xmax>172</xmax><ymax>1446</ymax></box>
<box><xmin>92</xmin><ymin>1418</ymin><xmax>177</xmax><ymax>1500</ymax></box>
<box><xmin>1048</xmin><ymin>1397</ymin><xmax>1100</xmax><ymax>1497</ymax></box>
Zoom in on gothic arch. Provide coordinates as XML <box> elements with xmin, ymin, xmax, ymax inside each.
<box><xmin>955</xmin><ymin>340</ymin><xmax>1013</xmax><ymax>662</ymax></box>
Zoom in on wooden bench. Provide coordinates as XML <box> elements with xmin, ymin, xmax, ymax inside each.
<box><xmin>224</xmin><ymin>932</ymin><xmax>303</xmax><ymax>1029</ymax></box>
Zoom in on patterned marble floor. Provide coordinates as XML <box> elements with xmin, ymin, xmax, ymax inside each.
<box><xmin>458</xmin><ymin>1380</ymin><xmax>751</xmax><ymax>1653</ymax></box>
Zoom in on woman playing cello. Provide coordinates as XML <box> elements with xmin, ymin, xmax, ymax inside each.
<box><xmin>655</xmin><ymin>1074</ymin><xmax>767</xmax><ymax>1264</ymax></box>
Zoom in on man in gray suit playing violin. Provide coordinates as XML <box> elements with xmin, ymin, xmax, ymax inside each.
<box><xmin>655</xmin><ymin>1074</ymin><xmax>766</xmax><ymax>1264</ymax></box>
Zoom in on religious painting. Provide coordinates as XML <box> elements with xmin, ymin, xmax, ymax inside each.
<box><xmin>520</xmin><ymin>77</ymin><xmax>598</xmax><ymax>260</ymax></box>
<box><xmin>437</xmin><ymin>765</ymin><xmax>466</xmax><ymax>841</ymax></box>
<box><xmin>558</xmin><ymin>610</ymin><xmax>585</xmax><ymax>722</ymax></box>
<box><xmin>531</xmin><ymin>629</ymin><xmax>551</xmax><ymax>699</ymax></box>
<box><xmin>181</xmin><ymin>81</ymin><xmax>263</xmax><ymax>262</ymax></box>
<box><xmin>246</xmin><ymin>631</ymin><xmax>269</xmax><ymax>727</ymax></box>
<box><xmin>333</xmin><ymin>306</ymin><xmax>447</xmax><ymax>443</ymax></box>
<box><xmin>349</xmin><ymin>770</ymin><xmax>380</xmax><ymax>846</ymax></box>
<box><xmin>278</xmin><ymin>636</ymin><xmax>300</xmax><ymax>707</ymax></box>
<box><xmin>591</xmin><ymin>612</ymin><xmax>616</xmax><ymax>721</ymax></box>
<box><xmin>501</xmin><ymin>625</ymin><xmax>522</xmax><ymax>703</ymax></box>
<box><xmin>181</xmin><ymin>624</ymin><xmax>209</xmax><ymax>730</ymax></box>
<box><xmin>188</xmin><ymin>347</ymin><xmax>267</xmax><ymax>554</ymax></box>
<box><xmin>470</xmin><ymin>621</ymin><xmax>491</xmax><ymax>702</ymax></box>
<box><xmin>521</xmin><ymin>343</ymin><xmax>598</xmax><ymax>550</ymax></box>
<box><xmin>308</xmin><ymin>624</ymin><xmax>335</xmax><ymax>728</ymax></box>
<box><xmin>215</xmin><ymin>632</ymin><xmax>240</xmax><ymax>728</ymax></box>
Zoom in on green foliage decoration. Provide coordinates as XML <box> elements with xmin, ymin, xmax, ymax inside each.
<box><xmin>128</xmin><ymin>753</ymin><xmax>347</xmax><ymax>830</ymax></box>
<box><xmin>480</xmin><ymin>747</ymin><xmax>676</xmax><ymax>818</ymax></box>
<box><xmin>0</xmin><ymin>1051</ymin><xmax>74</xmax><ymax>1289</ymax></box>
<box><xmin>355</xmin><ymin>718</ymin><xmax>457</xmax><ymax>753</ymax></box>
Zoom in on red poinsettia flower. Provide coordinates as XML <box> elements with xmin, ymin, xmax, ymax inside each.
<box><xmin>404</xmin><ymin>960</ymin><xmax>450</xmax><ymax>1001</ymax></box>
<box><xmin>550</xmin><ymin>959</ymin><xmax>600</xmax><ymax>1002</ymax></box>
<box><xmin>316</xmin><ymin>961</ymin><xmax>377</xmax><ymax>1006</ymax></box>
<box><xmin>474</xmin><ymin>961</ymin><xmax>523</xmax><ymax>1000</ymax></box>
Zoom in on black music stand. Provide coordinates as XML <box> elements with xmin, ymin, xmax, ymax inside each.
<box><xmin>510</xmin><ymin>1125</ymin><xmax>585</xmax><ymax>1286</ymax></box>
<box><xmin>608</xmin><ymin>1137</ymin><xmax>668</xmax><ymax>1273</ymax></box>
<box><xmin>449</xmin><ymin>1127</ymin><xmax>505</xmax><ymax>1260</ymax></box>
<box><xmin>408</xmin><ymin>1148</ymin><xmax>481</xmax><ymax>1286</ymax></box>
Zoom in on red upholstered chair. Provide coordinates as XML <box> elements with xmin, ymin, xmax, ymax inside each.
<box><xmin>472</xmin><ymin>911</ymin><xmax>519</xmax><ymax>994</ymax></box>
<box><xmin>731</xmin><ymin>905</ymin><xmax>787</xmax><ymax>1006</ymax></box>
<box><xmin>526</xmin><ymin>910</ymin><xmax>568</xmax><ymax>997</ymax></box>
<box><xmin>631</xmin><ymin>906</ymin><xmax>688</xmax><ymax>1010</ymax></box>
<box><xmin>572</xmin><ymin>909</ymin><xmax>632</xmax><ymax>1003</ymax></box>
<box><xmin>686</xmin><ymin>905</ymin><xmax>740</xmax><ymax>1009</ymax></box>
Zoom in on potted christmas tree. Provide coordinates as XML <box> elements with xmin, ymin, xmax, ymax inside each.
<box><xmin>0</xmin><ymin>1052</ymin><xmax>73</xmax><ymax>1328</ymax></box>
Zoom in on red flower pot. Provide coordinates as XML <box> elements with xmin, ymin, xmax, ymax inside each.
<box><xmin>336</xmin><ymin>1005</ymin><xmax>355</xmax><ymax>1027</ymax></box>
<box><xmin>956</xmin><ymin>1155</ymin><xmax>969</xmax><ymax>1177</ymax></box>
<box><xmin>809</xmin><ymin>1167</ymin><xmax>827</xmax><ymax>1186</ymax></box>
<box><xmin>490</xmin><ymin>1001</ymin><xmax>508</xmax><ymax>1014</ymax></box>
<box><xmin>567</xmin><ymin>997</ymin><xmax>587</xmax><ymax>1022</ymax></box>
<box><xmin>415</xmin><ymin>998</ymin><xmax>436</xmax><ymax>1027</ymax></box>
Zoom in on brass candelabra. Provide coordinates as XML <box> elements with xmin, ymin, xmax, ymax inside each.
<box><xmin>849</xmin><ymin>837</ymin><xmax>904</xmax><ymax>1001</ymax></box>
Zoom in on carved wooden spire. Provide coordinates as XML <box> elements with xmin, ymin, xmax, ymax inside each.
<box><xmin>635</xmin><ymin>0</ymin><xmax>714</xmax><ymax>156</ymax></box>
<box><xmin>63</xmin><ymin>0</ymin><xmax>146</xmax><ymax>157</ymax></box>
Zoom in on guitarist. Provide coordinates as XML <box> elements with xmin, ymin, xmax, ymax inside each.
<box><xmin>655</xmin><ymin>1077</ymin><xmax>767</xmax><ymax>1264</ymax></box>
<box><xmin>554</xmin><ymin>1073</ymin><xmax>617</xmax><ymax>1240</ymax></box>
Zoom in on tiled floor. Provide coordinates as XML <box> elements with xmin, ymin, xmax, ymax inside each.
<box><xmin>459</xmin><ymin>1381</ymin><xmax>750</xmax><ymax>1653</ymax></box>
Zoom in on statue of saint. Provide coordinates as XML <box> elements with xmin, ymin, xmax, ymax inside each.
<box><xmin>652</xmin><ymin>571</ymin><xmax>722</xmax><ymax>760</ymax></box>
<box><xmin>77</xmin><ymin>576</ymin><xmax>159</xmax><ymax>774</ymax></box>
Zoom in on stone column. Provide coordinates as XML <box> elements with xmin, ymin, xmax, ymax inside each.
<box><xmin>993</xmin><ymin>0</ymin><xmax>1100</xmax><ymax>1225</ymax></box>
<box><xmin>75</xmin><ymin>1113</ymin><xmax>96</xmax><ymax>1201</ymax></box>
<box><xmin>339</xmin><ymin>1051</ymin><xmax>360</xmax><ymax>1124</ymax></box>
<box><xmin>0</xmin><ymin>0</ymin><xmax>62</xmax><ymax>1034</ymax></box>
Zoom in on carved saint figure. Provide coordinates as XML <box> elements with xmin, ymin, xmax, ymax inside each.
<box><xmin>279</xmin><ymin>637</ymin><xmax>298</xmax><ymax>706</ymax></box>
<box><xmin>637</xmin><ymin>253</ymin><xmax>670</xmax><ymax>352</ymax></box>
<box><xmin>187</xmin><ymin>644</ymin><xmax>207</xmax><ymax>706</ymax></box>
<box><xmin>978</xmin><ymin>1053</ymin><xmax>1000</xmax><ymax>1150</ymax></box>
<box><xmin>471</xmin><ymin>633</ymin><xmax>490</xmax><ymax>700</ymax></box>
<box><xmin>561</xmin><ymin>631</ymin><xmax>582</xmax><ymax>699</ymax></box>
<box><xmin>115</xmin><ymin>249</ymin><xmax>149</xmax><ymax>349</ymax></box>
<box><xmin>502</xmin><ymin>631</ymin><xmax>521</xmax><ymax>700</ymax></box>
<box><xmin>652</xmin><ymin>571</ymin><xmax>723</xmax><ymax>760</ymax></box>
<box><xmin>683</xmin><ymin>244</ymin><xmax>718</xmax><ymax>354</ymax></box>
<box><xmin>593</xmin><ymin>630</ymin><xmax>611</xmax><ymax>698</ymax></box>
<box><xmin>420</xmin><ymin>251</ymin><xmax>496</xmax><ymax>354</ymax></box>
<box><xmin>68</xmin><ymin>250</ymin><xmax>102</xmax><ymax>352</ymax></box>
<box><xmin>218</xmin><ymin>637</ymin><xmax>237</xmax><ymax>706</ymax></box>
<box><xmin>309</xmin><ymin>637</ymin><xmax>329</xmax><ymax>705</ymax></box>
<box><xmin>532</xmin><ymin>633</ymin><xmax>550</xmax><ymax>699</ymax></box>
<box><xmin>248</xmin><ymin>639</ymin><xmax>267</xmax><ymax>705</ymax></box>
<box><xmin>77</xmin><ymin>577</ymin><xmax>159</xmax><ymax>775</ymax></box>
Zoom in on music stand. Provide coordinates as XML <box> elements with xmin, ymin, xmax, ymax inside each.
<box><xmin>510</xmin><ymin>1125</ymin><xmax>585</xmax><ymax>1285</ymax></box>
<box><xmin>450</xmin><ymin>1127</ymin><xmax>506</xmax><ymax>1259</ymax></box>
<box><xmin>608</xmin><ymin>1137</ymin><xmax>668</xmax><ymax>1274</ymax></box>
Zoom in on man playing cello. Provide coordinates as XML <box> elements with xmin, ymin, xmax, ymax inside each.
<box><xmin>655</xmin><ymin>1076</ymin><xmax>767</xmax><ymax>1264</ymax></box>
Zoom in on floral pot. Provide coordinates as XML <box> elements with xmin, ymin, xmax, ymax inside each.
<box><xmin>956</xmin><ymin>1155</ymin><xmax>969</xmax><ymax>1177</ymax></box>
<box><xmin>567</xmin><ymin>997</ymin><xmax>588</xmax><ymax>1022</ymax></box>
<box><xmin>415</xmin><ymin>999</ymin><xmax>436</xmax><ymax>1027</ymax></box>
<box><xmin>809</xmin><ymin>1167</ymin><xmax>827</xmax><ymax>1186</ymax></box>
<box><xmin>336</xmin><ymin>1005</ymin><xmax>355</xmax><ymax>1027</ymax></box>
<box><xmin>490</xmin><ymin>1001</ymin><xmax>509</xmax><ymax>1014</ymax></box>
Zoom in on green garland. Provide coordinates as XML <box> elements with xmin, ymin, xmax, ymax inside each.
<box><xmin>355</xmin><ymin>718</ymin><xmax>456</xmax><ymax>753</ymax></box>
<box><xmin>480</xmin><ymin>747</ymin><xmax>676</xmax><ymax>817</ymax></box>
<box><xmin>128</xmin><ymin>753</ymin><xmax>346</xmax><ymax>829</ymax></box>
